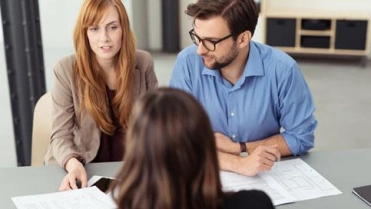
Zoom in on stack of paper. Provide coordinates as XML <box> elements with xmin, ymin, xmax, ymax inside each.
<box><xmin>12</xmin><ymin>186</ymin><xmax>116</xmax><ymax>209</ymax></box>
<box><xmin>220</xmin><ymin>158</ymin><xmax>342</xmax><ymax>206</ymax></box>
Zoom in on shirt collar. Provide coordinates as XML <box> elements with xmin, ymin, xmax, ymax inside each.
<box><xmin>201</xmin><ymin>66</ymin><xmax>219</xmax><ymax>76</ymax></box>
<box><xmin>243</xmin><ymin>41</ymin><xmax>264</xmax><ymax>77</ymax></box>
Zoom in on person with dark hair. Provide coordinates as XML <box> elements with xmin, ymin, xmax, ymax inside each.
<box><xmin>44</xmin><ymin>0</ymin><xmax>158</xmax><ymax>191</ymax></box>
<box><xmin>170</xmin><ymin>0</ymin><xmax>317</xmax><ymax>177</ymax></box>
<box><xmin>111</xmin><ymin>87</ymin><xmax>274</xmax><ymax>209</ymax></box>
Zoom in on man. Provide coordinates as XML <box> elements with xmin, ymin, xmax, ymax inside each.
<box><xmin>169</xmin><ymin>0</ymin><xmax>317</xmax><ymax>176</ymax></box>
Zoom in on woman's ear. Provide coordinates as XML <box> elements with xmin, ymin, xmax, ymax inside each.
<box><xmin>238</xmin><ymin>30</ymin><xmax>252</xmax><ymax>48</ymax></box>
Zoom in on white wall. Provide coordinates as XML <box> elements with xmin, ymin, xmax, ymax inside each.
<box><xmin>131</xmin><ymin>0</ymin><xmax>148</xmax><ymax>50</ymax></box>
<box><xmin>38</xmin><ymin>0</ymin><xmax>135</xmax><ymax>49</ymax></box>
<box><xmin>265</xmin><ymin>0</ymin><xmax>370</xmax><ymax>12</ymax></box>
<box><xmin>147</xmin><ymin>0</ymin><xmax>162</xmax><ymax>50</ymax></box>
<box><xmin>38</xmin><ymin>0</ymin><xmax>81</xmax><ymax>49</ymax></box>
<box><xmin>0</xmin><ymin>16</ymin><xmax>2</xmax><ymax>42</ymax></box>
<box><xmin>5</xmin><ymin>0</ymin><xmax>368</xmax><ymax>52</ymax></box>
<box><xmin>179</xmin><ymin>0</ymin><xmax>195</xmax><ymax>50</ymax></box>
<box><xmin>0</xmin><ymin>0</ymin><xmax>370</xmax><ymax>50</ymax></box>
<box><xmin>146</xmin><ymin>0</ymin><xmax>194</xmax><ymax>51</ymax></box>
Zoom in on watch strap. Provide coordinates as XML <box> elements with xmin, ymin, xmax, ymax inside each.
<box><xmin>239</xmin><ymin>142</ymin><xmax>248</xmax><ymax>157</ymax></box>
<box><xmin>75</xmin><ymin>156</ymin><xmax>86</xmax><ymax>166</ymax></box>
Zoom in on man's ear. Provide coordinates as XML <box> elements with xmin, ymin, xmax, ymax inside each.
<box><xmin>238</xmin><ymin>30</ymin><xmax>252</xmax><ymax>48</ymax></box>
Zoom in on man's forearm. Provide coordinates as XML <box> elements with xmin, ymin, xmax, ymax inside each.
<box><xmin>246</xmin><ymin>134</ymin><xmax>292</xmax><ymax>156</ymax></box>
<box><xmin>215</xmin><ymin>132</ymin><xmax>292</xmax><ymax>156</ymax></box>
<box><xmin>217</xmin><ymin>146</ymin><xmax>280</xmax><ymax>177</ymax></box>
<box><xmin>218</xmin><ymin>151</ymin><xmax>239</xmax><ymax>172</ymax></box>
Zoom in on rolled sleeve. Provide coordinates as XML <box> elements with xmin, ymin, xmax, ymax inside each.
<box><xmin>278</xmin><ymin>63</ymin><xmax>317</xmax><ymax>155</ymax></box>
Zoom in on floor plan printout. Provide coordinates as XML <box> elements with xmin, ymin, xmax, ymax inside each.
<box><xmin>12</xmin><ymin>186</ymin><xmax>116</xmax><ymax>209</ymax></box>
<box><xmin>220</xmin><ymin>158</ymin><xmax>342</xmax><ymax>206</ymax></box>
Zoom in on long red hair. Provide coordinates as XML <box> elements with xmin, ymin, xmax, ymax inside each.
<box><xmin>73</xmin><ymin>0</ymin><xmax>136</xmax><ymax>134</ymax></box>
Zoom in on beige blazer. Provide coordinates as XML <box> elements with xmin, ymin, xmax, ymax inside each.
<box><xmin>44</xmin><ymin>50</ymin><xmax>158</xmax><ymax>167</ymax></box>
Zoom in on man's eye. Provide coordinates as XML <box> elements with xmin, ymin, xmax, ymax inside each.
<box><xmin>204</xmin><ymin>40</ymin><xmax>215</xmax><ymax>44</ymax></box>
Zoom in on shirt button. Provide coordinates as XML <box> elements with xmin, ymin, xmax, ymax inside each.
<box><xmin>232</xmin><ymin>135</ymin><xmax>236</xmax><ymax>139</ymax></box>
<box><xmin>231</xmin><ymin>112</ymin><xmax>235</xmax><ymax>116</ymax></box>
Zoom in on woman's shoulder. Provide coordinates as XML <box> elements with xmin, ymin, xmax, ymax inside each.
<box><xmin>56</xmin><ymin>54</ymin><xmax>76</xmax><ymax>67</ymax></box>
<box><xmin>135</xmin><ymin>49</ymin><xmax>152</xmax><ymax>60</ymax></box>
<box><xmin>221</xmin><ymin>190</ymin><xmax>274</xmax><ymax>209</ymax></box>
<box><xmin>135</xmin><ymin>49</ymin><xmax>153</xmax><ymax>70</ymax></box>
<box><xmin>53</xmin><ymin>54</ymin><xmax>76</xmax><ymax>75</ymax></box>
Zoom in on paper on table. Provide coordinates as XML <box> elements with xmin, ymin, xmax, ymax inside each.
<box><xmin>220</xmin><ymin>158</ymin><xmax>342</xmax><ymax>206</ymax></box>
<box><xmin>262</xmin><ymin>158</ymin><xmax>342</xmax><ymax>201</ymax></box>
<box><xmin>12</xmin><ymin>186</ymin><xmax>116</xmax><ymax>209</ymax></box>
<box><xmin>221</xmin><ymin>171</ymin><xmax>296</xmax><ymax>206</ymax></box>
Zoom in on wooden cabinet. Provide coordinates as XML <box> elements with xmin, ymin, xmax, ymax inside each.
<box><xmin>261</xmin><ymin>0</ymin><xmax>371</xmax><ymax>57</ymax></box>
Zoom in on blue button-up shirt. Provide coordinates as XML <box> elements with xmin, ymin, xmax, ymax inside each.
<box><xmin>169</xmin><ymin>41</ymin><xmax>317</xmax><ymax>155</ymax></box>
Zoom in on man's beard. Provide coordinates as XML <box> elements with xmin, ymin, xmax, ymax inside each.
<box><xmin>203</xmin><ymin>45</ymin><xmax>239</xmax><ymax>70</ymax></box>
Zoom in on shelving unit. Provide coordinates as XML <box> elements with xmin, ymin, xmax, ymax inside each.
<box><xmin>260</xmin><ymin>0</ymin><xmax>371</xmax><ymax>57</ymax></box>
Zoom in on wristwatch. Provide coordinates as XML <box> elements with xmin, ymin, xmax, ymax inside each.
<box><xmin>239</xmin><ymin>142</ymin><xmax>248</xmax><ymax>157</ymax></box>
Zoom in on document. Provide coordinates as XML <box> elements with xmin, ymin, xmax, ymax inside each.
<box><xmin>353</xmin><ymin>184</ymin><xmax>371</xmax><ymax>206</ymax></box>
<box><xmin>12</xmin><ymin>186</ymin><xmax>116</xmax><ymax>209</ymax></box>
<box><xmin>220</xmin><ymin>158</ymin><xmax>342</xmax><ymax>206</ymax></box>
<box><xmin>221</xmin><ymin>170</ymin><xmax>296</xmax><ymax>205</ymax></box>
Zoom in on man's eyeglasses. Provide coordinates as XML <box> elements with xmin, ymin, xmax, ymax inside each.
<box><xmin>189</xmin><ymin>29</ymin><xmax>232</xmax><ymax>52</ymax></box>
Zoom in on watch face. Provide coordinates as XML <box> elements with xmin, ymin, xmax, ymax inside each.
<box><xmin>240</xmin><ymin>152</ymin><xmax>248</xmax><ymax>157</ymax></box>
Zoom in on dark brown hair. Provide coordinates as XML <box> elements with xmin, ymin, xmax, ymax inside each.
<box><xmin>112</xmin><ymin>87</ymin><xmax>223</xmax><ymax>209</ymax></box>
<box><xmin>73</xmin><ymin>0</ymin><xmax>136</xmax><ymax>134</ymax></box>
<box><xmin>186</xmin><ymin>0</ymin><xmax>259</xmax><ymax>38</ymax></box>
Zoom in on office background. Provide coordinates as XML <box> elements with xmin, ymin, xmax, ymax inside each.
<box><xmin>1</xmin><ymin>0</ymin><xmax>371</xmax><ymax>167</ymax></box>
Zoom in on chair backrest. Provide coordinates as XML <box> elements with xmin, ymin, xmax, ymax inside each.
<box><xmin>31</xmin><ymin>92</ymin><xmax>52</xmax><ymax>166</ymax></box>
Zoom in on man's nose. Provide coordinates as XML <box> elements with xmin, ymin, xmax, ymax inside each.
<box><xmin>196</xmin><ymin>41</ymin><xmax>208</xmax><ymax>55</ymax></box>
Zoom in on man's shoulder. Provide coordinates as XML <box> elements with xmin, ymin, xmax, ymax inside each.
<box><xmin>253</xmin><ymin>41</ymin><xmax>295</xmax><ymax>65</ymax></box>
<box><xmin>177</xmin><ymin>45</ymin><xmax>199</xmax><ymax>60</ymax></box>
<box><xmin>251</xmin><ymin>42</ymin><xmax>299</xmax><ymax>78</ymax></box>
<box><xmin>174</xmin><ymin>45</ymin><xmax>204</xmax><ymax>75</ymax></box>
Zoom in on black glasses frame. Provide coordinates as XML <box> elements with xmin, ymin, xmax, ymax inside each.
<box><xmin>189</xmin><ymin>29</ymin><xmax>233</xmax><ymax>52</ymax></box>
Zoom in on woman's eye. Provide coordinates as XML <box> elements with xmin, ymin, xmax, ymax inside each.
<box><xmin>89</xmin><ymin>27</ymin><xmax>99</xmax><ymax>32</ymax></box>
<box><xmin>108</xmin><ymin>25</ymin><xmax>118</xmax><ymax>30</ymax></box>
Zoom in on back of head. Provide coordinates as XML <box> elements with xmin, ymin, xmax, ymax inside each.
<box><xmin>186</xmin><ymin>0</ymin><xmax>259</xmax><ymax>37</ymax></box>
<box><xmin>113</xmin><ymin>87</ymin><xmax>222</xmax><ymax>209</ymax></box>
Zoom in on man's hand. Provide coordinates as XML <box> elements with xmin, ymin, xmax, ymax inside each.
<box><xmin>59</xmin><ymin>157</ymin><xmax>88</xmax><ymax>191</ymax></box>
<box><xmin>235</xmin><ymin>145</ymin><xmax>280</xmax><ymax>176</ymax></box>
<box><xmin>215</xmin><ymin>132</ymin><xmax>284</xmax><ymax>176</ymax></box>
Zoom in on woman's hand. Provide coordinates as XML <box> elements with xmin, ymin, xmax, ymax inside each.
<box><xmin>59</xmin><ymin>157</ymin><xmax>88</xmax><ymax>191</ymax></box>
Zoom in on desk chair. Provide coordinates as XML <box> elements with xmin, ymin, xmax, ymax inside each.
<box><xmin>31</xmin><ymin>92</ymin><xmax>52</xmax><ymax>166</ymax></box>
